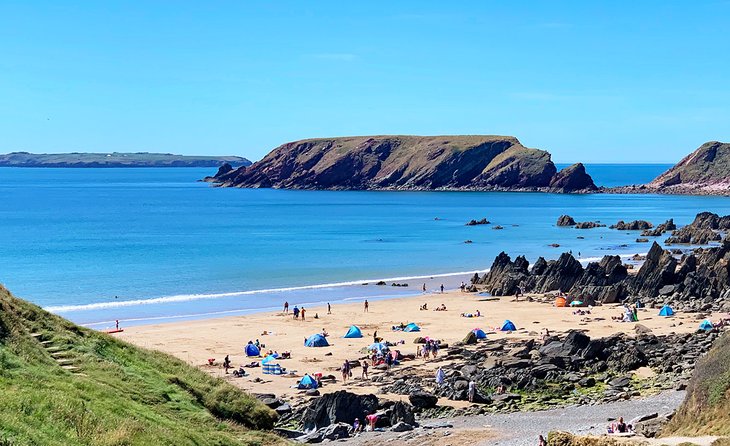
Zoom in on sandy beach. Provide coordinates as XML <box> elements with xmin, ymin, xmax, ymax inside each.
<box><xmin>119</xmin><ymin>289</ymin><xmax>712</xmax><ymax>404</ymax></box>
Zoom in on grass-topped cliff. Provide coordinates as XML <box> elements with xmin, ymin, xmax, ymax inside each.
<box><xmin>663</xmin><ymin>331</ymin><xmax>730</xmax><ymax>436</ymax></box>
<box><xmin>209</xmin><ymin>135</ymin><xmax>596</xmax><ymax>192</ymax></box>
<box><xmin>647</xmin><ymin>141</ymin><xmax>730</xmax><ymax>193</ymax></box>
<box><xmin>0</xmin><ymin>285</ymin><xmax>284</xmax><ymax>446</ymax></box>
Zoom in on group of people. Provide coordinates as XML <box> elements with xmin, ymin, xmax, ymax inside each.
<box><xmin>460</xmin><ymin>309</ymin><xmax>481</xmax><ymax>318</ymax></box>
<box><xmin>607</xmin><ymin>416</ymin><xmax>632</xmax><ymax>434</ymax></box>
<box><xmin>416</xmin><ymin>339</ymin><xmax>440</xmax><ymax>359</ymax></box>
<box><xmin>613</xmin><ymin>304</ymin><xmax>639</xmax><ymax>322</ymax></box>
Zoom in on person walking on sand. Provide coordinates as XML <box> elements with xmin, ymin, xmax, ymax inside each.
<box><xmin>301</xmin><ymin>307</ymin><xmax>306</xmax><ymax>320</ymax></box>
<box><xmin>284</xmin><ymin>301</ymin><xmax>289</xmax><ymax>313</ymax></box>
<box><xmin>361</xmin><ymin>360</ymin><xmax>369</xmax><ymax>379</ymax></box>
<box><xmin>422</xmin><ymin>283</ymin><xmax>426</xmax><ymax>292</ymax></box>
<box><xmin>341</xmin><ymin>359</ymin><xmax>351</xmax><ymax>383</ymax></box>
<box><xmin>327</xmin><ymin>302</ymin><xmax>331</xmax><ymax>314</ymax></box>
<box><xmin>364</xmin><ymin>300</ymin><xmax>369</xmax><ymax>312</ymax></box>
<box><xmin>223</xmin><ymin>354</ymin><xmax>231</xmax><ymax>374</ymax></box>
<box><xmin>440</xmin><ymin>284</ymin><xmax>444</xmax><ymax>293</ymax></box>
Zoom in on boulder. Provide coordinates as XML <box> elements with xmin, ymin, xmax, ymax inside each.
<box><xmin>409</xmin><ymin>391</ymin><xmax>438</xmax><ymax>409</ymax></box>
<box><xmin>391</xmin><ymin>422</ymin><xmax>414</xmax><ymax>432</ymax></box>
<box><xmin>556</xmin><ymin>215</ymin><xmax>577</xmax><ymax>226</ymax></box>
<box><xmin>301</xmin><ymin>391</ymin><xmax>378</xmax><ymax>431</ymax></box>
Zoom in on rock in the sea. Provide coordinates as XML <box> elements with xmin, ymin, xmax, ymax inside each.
<box><xmin>466</xmin><ymin>218</ymin><xmax>490</xmax><ymax>226</ymax></box>
<box><xmin>610</xmin><ymin>220</ymin><xmax>653</xmax><ymax>230</ymax></box>
<box><xmin>574</xmin><ymin>221</ymin><xmax>606</xmax><ymax>229</ymax></box>
<box><xmin>549</xmin><ymin>163</ymin><xmax>597</xmax><ymax>191</ymax></box>
<box><xmin>556</xmin><ymin>215</ymin><xmax>576</xmax><ymax>226</ymax></box>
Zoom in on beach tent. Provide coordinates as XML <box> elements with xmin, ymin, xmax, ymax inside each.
<box><xmin>304</xmin><ymin>334</ymin><xmax>330</xmax><ymax>347</ymax></box>
<box><xmin>699</xmin><ymin>320</ymin><xmax>714</xmax><ymax>331</ymax></box>
<box><xmin>297</xmin><ymin>374</ymin><xmax>318</xmax><ymax>389</ymax></box>
<box><xmin>262</xmin><ymin>363</ymin><xmax>283</xmax><ymax>375</ymax></box>
<box><xmin>658</xmin><ymin>305</ymin><xmax>675</xmax><ymax>317</ymax></box>
<box><xmin>555</xmin><ymin>296</ymin><xmax>567</xmax><ymax>307</ymax></box>
<box><xmin>343</xmin><ymin>325</ymin><xmax>363</xmax><ymax>338</ymax></box>
<box><xmin>500</xmin><ymin>320</ymin><xmax>517</xmax><ymax>331</ymax></box>
<box><xmin>245</xmin><ymin>343</ymin><xmax>260</xmax><ymax>357</ymax></box>
<box><xmin>404</xmin><ymin>323</ymin><xmax>420</xmax><ymax>332</ymax></box>
<box><xmin>472</xmin><ymin>328</ymin><xmax>487</xmax><ymax>339</ymax></box>
<box><xmin>261</xmin><ymin>355</ymin><xmax>276</xmax><ymax>364</ymax></box>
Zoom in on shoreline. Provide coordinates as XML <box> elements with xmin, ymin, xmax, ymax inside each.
<box><xmin>65</xmin><ymin>253</ymin><xmax>646</xmax><ymax>330</ymax></box>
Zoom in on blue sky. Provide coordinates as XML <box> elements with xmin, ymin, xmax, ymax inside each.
<box><xmin>1</xmin><ymin>1</ymin><xmax>728</xmax><ymax>163</ymax></box>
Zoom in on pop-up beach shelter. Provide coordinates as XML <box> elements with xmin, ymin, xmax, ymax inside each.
<box><xmin>245</xmin><ymin>343</ymin><xmax>260</xmax><ymax>357</ymax></box>
<box><xmin>473</xmin><ymin>328</ymin><xmax>487</xmax><ymax>339</ymax></box>
<box><xmin>554</xmin><ymin>296</ymin><xmax>567</xmax><ymax>307</ymax></box>
<box><xmin>344</xmin><ymin>325</ymin><xmax>363</xmax><ymax>338</ymax></box>
<box><xmin>261</xmin><ymin>355</ymin><xmax>276</xmax><ymax>364</ymax></box>
<box><xmin>404</xmin><ymin>323</ymin><xmax>420</xmax><ymax>332</ymax></box>
<box><xmin>501</xmin><ymin>320</ymin><xmax>517</xmax><ymax>331</ymax></box>
<box><xmin>297</xmin><ymin>374</ymin><xmax>318</xmax><ymax>389</ymax></box>
<box><xmin>699</xmin><ymin>320</ymin><xmax>714</xmax><ymax>331</ymax></box>
<box><xmin>658</xmin><ymin>305</ymin><xmax>675</xmax><ymax>317</ymax></box>
<box><xmin>368</xmin><ymin>342</ymin><xmax>388</xmax><ymax>353</ymax></box>
<box><xmin>304</xmin><ymin>333</ymin><xmax>330</xmax><ymax>347</ymax></box>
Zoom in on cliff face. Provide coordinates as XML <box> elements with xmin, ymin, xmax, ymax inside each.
<box><xmin>648</xmin><ymin>141</ymin><xmax>730</xmax><ymax>193</ymax></box>
<box><xmin>210</xmin><ymin>135</ymin><xmax>596</xmax><ymax>192</ymax></box>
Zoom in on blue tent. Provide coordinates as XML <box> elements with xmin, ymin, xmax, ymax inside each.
<box><xmin>261</xmin><ymin>355</ymin><xmax>276</xmax><ymax>364</ymax></box>
<box><xmin>297</xmin><ymin>374</ymin><xmax>318</xmax><ymax>389</ymax></box>
<box><xmin>500</xmin><ymin>320</ymin><xmax>517</xmax><ymax>331</ymax></box>
<box><xmin>245</xmin><ymin>343</ymin><xmax>260</xmax><ymax>357</ymax></box>
<box><xmin>658</xmin><ymin>305</ymin><xmax>675</xmax><ymax>317</ymax></box>
<box><xmin>344</xmin><ymin>325</ymin><xmax>363</xmax><ymax>338</ymax></box>
<box><xmin>304</xmin><ymin>333</ymin><xmax>330</xmax><ymax>347</ymax></box>
<box><xmin>404</xmin><ymin>323</ymin><xmax>420</xmax><ymax>332</ymax></box>
<box><xmin>699</xmin><ymin>320</ymin><xmax>714</xmax><ymax>331</ymax></box>
<box><xmin>472</xmin><ymin>328</ymin><xmax>487</xmax><ymax>339</ymax></box>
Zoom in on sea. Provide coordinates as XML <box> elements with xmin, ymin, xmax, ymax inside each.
<box><xmin>2</xmin><ymin>164</ymin><xmax>730</xmax><ymax>329</ymax></box>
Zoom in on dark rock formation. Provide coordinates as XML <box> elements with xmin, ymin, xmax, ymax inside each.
<box><xmin>548</xmin><ymin>163</ymin><xmax>597</xmax><ymax>191</ymax></box>
<box><xmin>408</xmin><ymin>391</ymin><xmax>438</xmax><ymax>409</ymax></box>
<box><xmin>574</xmin><ymin>221</ymin><xmax>606</xmax><ymax>229</ymax></box>
<box><xmin>665</xmin><ymin>212</ymin><xmax>728</xmax><ymax>245</ymax></box>
<box><xmin>301</xmin><ymin>391</ymin><xmax>378</xmax><ymax>431</ymax></box>
<box><xmin>206</xmin><ymin>135</ymin><xmax>596</xmax><ymax>192</ymax></box>
<box><xmin>642</xmin><ymin>219</ymin><xmax>676</xmax><ymax>236</ymax></box>
<box><xmin>556</xmin><ymin>215</ymin><xmax>576</xmax><ymax>226</ymax></box>
<box><xmin>610</xmin><ymin>220</ymin><xmax>653</xmax><ymax>230</ymax></box>
<box><xmin>466</xmin><ymin>218</ymin><xmax>490</xmax><ymax>226</ymax></box>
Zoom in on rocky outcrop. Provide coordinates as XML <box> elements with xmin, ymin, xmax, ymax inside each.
<box><xmin>301</xmin><ymin>391</ymin><xmax>378</xmax><ymax>431</ymax></box>
<box><xmin>665</xmin><ymin>212</ymin><xmax>728</xmax><ymax>245</ymax></box>
<box><xmin>548</xmin><ymin>163</ymin><xmax>597</xmax><ymax>191</ymax></box>
<box><xmin>466</xmin><ymin>218</ymin><xmax>490</xmax><ymax>226</ymax></box>
<box><xmin>646</xmin><ymin>141</ymin><xmax>730</xmax><ymax>194</ymax></box>
<box><xmin>610</xmin><ymin>220</ymin><xmax>653</xmax><ymax>230</ymax></box>
<box><xmin>207</xmin><ymin>135</ymin><xmax>597</xmax><ymax>192</ymax></box>
<box><xmin>556</xmin><ymin>215</ymin><xmax>576</xmax><ymax>226</ymax></box>
<box><xmin>641</xmin><ymin>219</ymin><xmax>676</xmax><ymax>236</ymax></box>
<box><xmin>0</xmin><ymin>152</ymin><xmax>251</xmax><ymax>168</ymax></box>
<box><xmin>574</xmin><ymin>221</ymin><xmax>606</xmax><ymax>229</ymax></box>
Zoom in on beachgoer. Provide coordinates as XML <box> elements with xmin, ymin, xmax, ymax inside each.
<box><xmin>353</xmin><ymin>418</ymin><xmax>361</xmax><ymax>432</ymax></box>
<box><xmin>342</xmin><ymin>360</ymin><xmax>351</xmax><ymax>382</ymax></box>
<box><xmin>435</xmin><ymin>367</ymin><xmax>445</xmax><ymax>385</ymax></box>
<box><xmin>223</xmin><ymin>354</ymin><xmax>231</xmax><ymax>374</ymax></box>
<box><xmin>327</xmin><ymin>302</ymin><xmax>331</xmax><ymax>314</ymax></box>
<box><xmin>475</xmin><ymin>309</ymin><xmax>481</xmax><ymax>317</ymax></box>
<box><xmin>616</xmin><ymin>417</ymin><xmax>627</xmax><ymax>433</ymax></box>
<box><xmin>373</xmin><ymin>330</ymin><xmax>378</xmax><ymax>342</ymax></box>
<box><xmin>322</xmin><ymin>328</ymin><xmax>328</xmax><ymax>337</ymax></box>
<box><xmin>422</xmin><ymin>283</ymin><xmax>426</xmax><ymax>292</ymax></box>
<box><xmin>385</xmin><ymin>352</ymin><xmax>393</xmax><ymax>370</ymax></box>
<box><xmin>284</xmin><ymin>301</ymin><xmax>289</xmax><ymax>313</ymax></box>
<box><xmin>255</xmin><ymin>339</ymin><xmax>260</xmax><ymax>348</ymax></box>
<box><xmin>301</xmin><ymin>307</ymin><xmax>306</xmax><ymax>320</ymax></box>
<box><xmin>440</xmin><ymin>284</ymin><xmax>444</xmax><ymax>293</ymax></box>
<box><xmin>115</xmin><ymin>319</ymin><xmax>119</xmax><ymax>330</ymax></box>
<box><xmin>468</xmin><ymin>380</ymin><xmax>476</xmax><ymax>402</ymax></box>
<box><xmin>432</xmin><ymin>341</ymin><xmax>439</xmax><ymax>358</ymax></box>
<box><xmin>293</xmin><ymin>306</ymin><xmax>299</xmax><ymax>319</ymax></box>
<box><xmin>366</xmin><ymin>413</ymin><xmax>378</xmax><ymax>431</ymax></box>
<box><xmin>364</xmin><ymin>300</ymin><xmax>369</xmax><ymax>312</ymax></box>
<box><xmin>361</xmin><ymin>360</ymin><xmax>369</xmax><ymax>379</ymax></box>
<box><xmin>538</xmin><ymin>435</ymin><xmax>547</xmax><ymax>446</ymax></box>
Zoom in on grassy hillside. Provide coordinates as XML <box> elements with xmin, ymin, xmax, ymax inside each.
<box><xmin>0</xmin><ymin>285</ymin><xmax>285</xmax><ymax>446</ymax></box>
<box><xmin>664</xmin><ymin>331</ymin><xmax>730</xmax><ymax>436</ymax></box>
<box><xmin>0</xmin><ymin>152</ymin><xmax>251</xmax><ymax>168</ymax></box>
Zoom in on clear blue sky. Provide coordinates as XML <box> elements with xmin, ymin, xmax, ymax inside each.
<box><xmin>1</xmin><ymin>1</ymin><xmax>728</xmax><ymax>163</ymax></box>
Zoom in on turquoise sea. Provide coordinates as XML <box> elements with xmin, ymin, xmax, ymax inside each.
<box><xmin>2</xmin><ymin>164</ymin><xmax>729</xmax><ymax>329</ymax></box>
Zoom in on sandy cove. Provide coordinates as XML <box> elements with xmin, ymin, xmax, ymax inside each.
<box><xmin>117</xmin><ymin>289</ymin><xmax>713</xmax><ymax>405</ymax></box>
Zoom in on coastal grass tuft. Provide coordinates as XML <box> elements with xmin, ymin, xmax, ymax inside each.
<box><xmin>664</xmin><ymin>332</ymin><xmax>730</xmax><ymax>437</ymax></box>
<box><xmin>0</xmin><ymin>285</ymin><xmax>286</xmax><ymax>446</ymax></box>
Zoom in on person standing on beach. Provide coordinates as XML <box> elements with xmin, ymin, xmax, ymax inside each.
<box><xmin>284</xmin><ymin>301</ymin><xmax>289</xmax><ymax>313</ymax></box>
<box><xmin>422</xmin><ymin>283</ymin><xmax>426</xmax><ymax>292</ymax></box>
<box><xmin>468</xmin><ymin>380</ymin><xmax>476</xmax><ymax>402</ymax></box>
<box><xmin>327</xmin><ymin>302</ymin><xmax>331</xmax><ymax>314</ymax></box>
<box><xmin>361</xmin><ymin>360</ymin><xmax>369</xmax><ymax>379</ymax></box>
<box><xmin>115</xmin><ymin>320</ymin><xmax>119</xmax><ymax>330</ymax></box>
<box><xmin>440</xmin><ymin>284</ymin><xmax>444</xmax><ymax>293</ymax></box>
<box><xmin>341</xmin><ymin>359</ymin><xmax>351</xmax><ymax>382</ymax></box>
<box><xmin>364</xmin><ymin>300</ymin><xmax>369</xmax><ymax>312</ymax></box>
<box><xmin>301</xmin><ymin>307</ymin><xmax>306</xmax><ymax>320</ymax></box>
<box><xmin>293</xmin><ymin>306</ymin><xmax>299</xmax><ymax>319</ymax></box>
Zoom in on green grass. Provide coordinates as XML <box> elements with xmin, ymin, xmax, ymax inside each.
<box><xmin>664</xmin><ymin>332</ymin><xmax>730</xmax><ymax>436</ymax></box>
<box><xmin>0</xmin><ymin>285</ymin><xmax>286</xmax><ymax>446</ymax></box>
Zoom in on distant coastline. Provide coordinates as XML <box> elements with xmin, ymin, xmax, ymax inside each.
<box><xmin>0</xmin><ymin>151</ymin><xmax>251</xmax><ymax>168</ymax></box>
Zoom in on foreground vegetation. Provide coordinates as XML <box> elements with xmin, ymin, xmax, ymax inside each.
<box><xmin>0</xmin><ymin>285</ymin><xmax>285</xmax><ymax>446</ymax></box>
